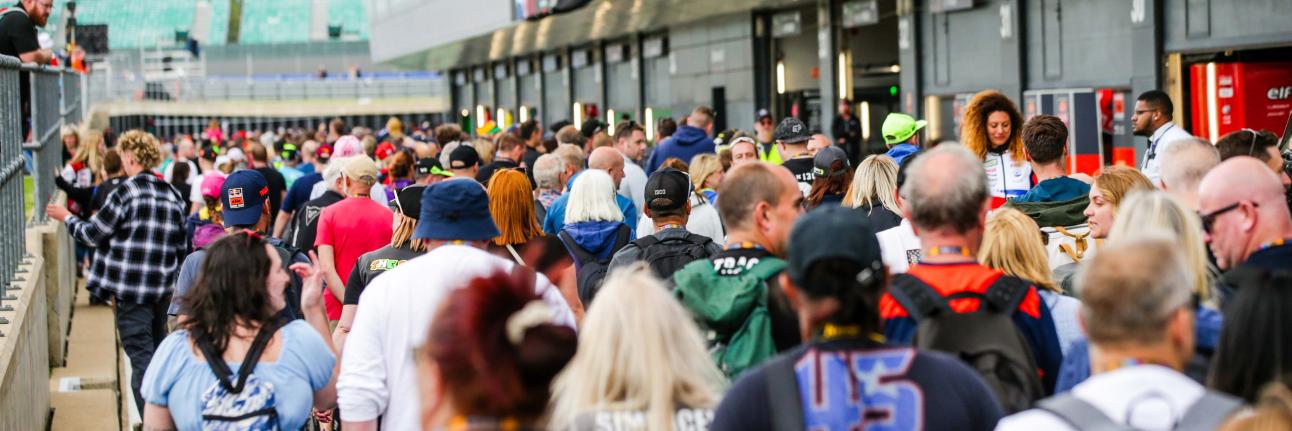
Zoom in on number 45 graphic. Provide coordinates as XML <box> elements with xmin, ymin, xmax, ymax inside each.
<box><xmin>797</xmin><ymin>349</ymin><xmax>923</xmax><ymax>430</ymax></box>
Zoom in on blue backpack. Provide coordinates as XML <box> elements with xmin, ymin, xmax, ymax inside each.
<box><xmin>194</xmin><ymin>318</ymin><xmax>286</xmax><ymax>430</ymax></box>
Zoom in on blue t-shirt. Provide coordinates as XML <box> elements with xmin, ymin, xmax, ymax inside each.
<box><xmin>141</xmin><ymin>320</ymin><xmax>335</xmax><ymax>430</ymax></box>
<box><xmin>282</xmin><ymin>173</ymin><xmax>323</xmax><ymax>214</ymax></box>
<box><xmin>711</xmin><ymin>339</ymin><xmax>1003</xmax><ymax>431</ymax></box>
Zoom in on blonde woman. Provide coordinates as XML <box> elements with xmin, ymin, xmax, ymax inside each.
<box><xmin>690</xmin><ymin>153</ymin><xmax>724</xmax><ymax>205</ymax></box>
<box><xmin>550</xmin><ymin>264</ymin><xmax>725</xmax><ymax>431</ymax></box>
<box><xmin>842</xmin><ymin>155</ymin><xmax>903</xmax><ymax>231</ymax></box>
<box><xmin>1083</xmin><ymin>165</ymin><xmax>1155</xmax><ymax>239</ymax></box>
<box><xmin>1108</xmin><ymin>191</ymin><xmax>1215</xmax><ymax>301</ymax></box>
<box><xmin>62</xmin><ymin>127</ymin><xmax>105</xmax><ymax>187</ymax></box>
<box><xmin>332</xmin><ymin>185</ymin><xmax>427</xmax><ymax>361</ymax></box>
<box><xmin>1054</xmin><ymin>191</ymin><xmax>1224</xmax><ymax>392</ymax></box>
<box><xmin>979</xmin><ymin>208</ymin><xmax>1083</xmax><ymax>356</ymax></box>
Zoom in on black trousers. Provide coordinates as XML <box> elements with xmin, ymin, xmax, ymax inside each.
<box><xmin>115</xmin><ymin>295</ymin><xmax>171</xmax><ymax>416</ymax></box>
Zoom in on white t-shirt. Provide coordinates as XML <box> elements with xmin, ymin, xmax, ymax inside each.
<box><xmin>877</xmin><ymin>219</ymin><xmax>921</xmax><ymax>274</ymax></box>
<box><xmin>336</xmin><ymin>245</ymin><xmax>576</xmax><ymax>430</ymax></box>
<box><xmin>984</xmin><ymin>149</ymin><xmax>1033</xmax><ymax>201</ymax></box>
<box><xmin>163</xmin><ymin>159</ymin><xmax>198</xmax><ymax>185</ymax></box>
<box><xmin>636</xmin><ymin>194</ymin><xmax>726</xmax><ymax>244</ymax></box>
<box><xmin>618</xmin><ymin>153</ymin><xmax>647</xmax><ymax>215</ymax></box>
<box><xmin>997</xmin><ymin>365</ymin><xmax>1207</xmax><ymax>431</ymax></box>
<box><xmin>1141</xmin><ymin>122</ymin><xmax>1194</xmax><ymax>185</ymax></box>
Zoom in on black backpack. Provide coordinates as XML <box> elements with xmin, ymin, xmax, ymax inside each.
<box><xmin>888</xmin><ymin>274</ymin><xmax>1046</xmax><ymax>413</ymax></box>
<box><xmin>631</xmin><ymin>233</ymin><xmax>715</xmax><ymax>283</ymax></box>
<box><xmin>559</xmin><ymin>224</ymin><xmax>632</xmax><ymax>306</ymax></box>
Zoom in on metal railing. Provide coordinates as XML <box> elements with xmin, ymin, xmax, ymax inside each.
<box><xmin>0</xmin><ymin>55</ymin><xmax>85</xmax><ymax>331</ymax></box>
<box><xmin>87</xmin><ymin>74</ymin><xmax>448</xmax><ymax>106</ymax></box>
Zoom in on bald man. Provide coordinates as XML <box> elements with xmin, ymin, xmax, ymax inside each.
<box><xmin>588</xmin><ymin>146</ymin><xmax>626</xmax><ymax>190</ymax></box>
<box><xmin>541</xmin><ymin>146</ymin><xmax>639</xmax><ymax>236</ymax></box>
<box><xmin>808</xmin><ymin>133</ymin><xmax>832</xmax><ymax>157</ymax></box>
<box><xmin>1158</xmin><ymin>137</ymin><xmax>1220</xmax><ymax>209</ymax></box>
<box><xmin>1198</xmin><ymin>157</ymin><xmax>1292</xmax><ymax>272</ymax></box>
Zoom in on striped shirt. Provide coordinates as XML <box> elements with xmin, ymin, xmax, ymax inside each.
<box><xmin>65</xmin><ymin>172</ymin><xmax>187</xmax><ymax>303</ymax></box>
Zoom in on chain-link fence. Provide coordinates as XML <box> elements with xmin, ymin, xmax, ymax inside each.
<box><xmin>0</xmin><ymin>55</ymin><xmax>85</xmax><ymax>329</ymax></box>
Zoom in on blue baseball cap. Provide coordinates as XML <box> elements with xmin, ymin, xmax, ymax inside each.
<box><xmin>414</xmin><ymin>180</ymin><xmax>499</xmax><ymax>241</ymax></box>
<box><xmin>221</xmin><ymin>170</ymin><xmax>271</xmax><ymax>227</ymax></box>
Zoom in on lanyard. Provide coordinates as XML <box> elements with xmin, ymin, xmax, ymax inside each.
<box><xmin>658</xmin><ymin>224</ymin><xmax>684</xmax><ymax>231</ymax></box>
<box><xmin>724</xmin><ymin>242</ymin><xmax>765</xmax><ymax>251</ymax></box>
<box><xmin>817</xmin><ymin>324</ymin><xmax>886</xmax><ymax>344</ymax></box>
<box><xmin>1258</xmin><ymin>238</ymin><xmax>1291</xmax><ymax>251</ymax></box>
<box><xmin>927</xmin><ymin>246</ymin><xmax>971</xmax><ymax>257</ymax></box>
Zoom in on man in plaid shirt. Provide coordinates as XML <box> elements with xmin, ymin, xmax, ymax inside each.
<box><xmin>47</xmin><ymin>130</ymin><xmax>187</xmax><ymax>415</ymax></box>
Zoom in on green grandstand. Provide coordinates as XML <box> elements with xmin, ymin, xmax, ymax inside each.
<box><xmin>64</xmin><ymin>0</ymin><xmax>369</xmax><ymax>49</ymax></box>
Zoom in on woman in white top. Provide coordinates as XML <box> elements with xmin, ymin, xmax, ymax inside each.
<box><xmin>550</xmin><ymin>264</ymin><xmax>726</xmax><ymax>431</ymax></box>
<box><xmin>962</xmin><ymin>90</ymin><xmax>1032</xmax><ymax>205</ymax></box>
<box><xmin>979</xmin><ymin>208</ymin><xmax>1084</xmax><ymax>356</ymax></box>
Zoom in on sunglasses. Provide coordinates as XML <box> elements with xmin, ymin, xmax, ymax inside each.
<box><xmin>1240</xmin><ymin>128</ymin><xmax>1266</xmax><ymax>157</ymax></box>
<box><xmin>1199</xmin><ymin>201</ymin><xmax>1256</xmax><ymax>234</ymax></box>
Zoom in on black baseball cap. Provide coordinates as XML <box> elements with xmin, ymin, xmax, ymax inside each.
<box><xmin>393</xmin><ymin>185</ymin><xmax>426</xmax><ymax>219</ymax></box>
<box><xmin>414</xmin><ymin>157</ymin><xmax>453</xmax><ymax>177</ymax></box>
<box><xmin>644</xmin><ymin>168</ymin><xmax>691</xmax><ymax>212</ymax></box>
<box><xmin>773</xmin><ymin>117</ymin><xmax>811</xmax><ymax>144</ymax></box>
<box><xmin>786</xmin><ymin>206</ymin><xmax>884</xmax><ymax>295</ymax></box>
<box><xmin>581</xmin><ymin>119</ymin><xmax>606</xmax><ymax>138</ymax></box>
<box><xmin>756</xmin><ymin>108</ymin><xmax>772</xmax><ymax>121</ymax></box>
<box><xmin>448</xmin><ymin>144</ymin><xmax>480</xmax><ymax>169</ymax></box>
<box><xmin>813</xmin><ymin>146</ymin><xmax>851</xmax><ymax>178</ymax></box>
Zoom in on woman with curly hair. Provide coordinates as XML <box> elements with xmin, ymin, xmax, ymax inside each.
<box><xmin>961</xmin><ymin>90</ymin><xmax>1032</xmax><ymax>205</ymax></box>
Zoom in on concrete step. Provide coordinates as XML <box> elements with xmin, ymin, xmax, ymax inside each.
<box><xmin>50</xmin><ymin>284</ymin><xmax>123</xmax><ymax>431</ymax></box>
<box><xmin>50</xmin><ymin>389</ymin><xmax>118</xmax><ymax>431</ymax></box>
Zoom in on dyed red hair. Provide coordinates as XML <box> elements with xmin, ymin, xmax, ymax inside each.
<box><xmin>425</xmin><ymin>269</ymin><xmax>576</xmax><ymax>422</ymax></box>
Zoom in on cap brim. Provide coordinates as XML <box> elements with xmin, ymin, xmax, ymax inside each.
<box><xmin>413</xmin><ymin>217</ymin><xmax>499</xmax><ymax>241</ymax></box>
<box><xmin>779</xmin><ymin>136</ymin><xmax>812</xmax><ymax>144</ymax></box>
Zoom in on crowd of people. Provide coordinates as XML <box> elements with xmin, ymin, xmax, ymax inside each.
<box><xmin>39</xmin><ymin>86</ymin><xmax>1292</xmax><ymax>430</ymax></box>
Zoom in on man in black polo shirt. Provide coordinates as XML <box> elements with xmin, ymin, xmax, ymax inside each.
<box><xmin>0</xmin><ymin>0</ymin><xmax>51</xmax><ymax>63</ymax></box>
<box><xmin>1</xmin><ymin>0</ymin><xmax>54</xmax><ymax>140</ymax></box>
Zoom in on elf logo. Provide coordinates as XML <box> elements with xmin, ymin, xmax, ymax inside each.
<box><xmin>1269</xmin><ymin>86</ymin><xmax>1292</xmax><ymax>101</ymax></box>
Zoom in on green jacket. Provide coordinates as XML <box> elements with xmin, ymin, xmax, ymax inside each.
<box><xmin>1006</xmin><ymin>195</ymin><xmax>1090</xmax><ymax>228</ymax></box>
<box><xmin>674</xmin><ymin>257</ymin><xmax>786</xmax><ymax>379</ymax></box>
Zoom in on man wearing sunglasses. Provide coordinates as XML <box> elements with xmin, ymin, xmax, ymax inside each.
<box><xmin>1198</xmin><ymin>157</ymin><xmax>1292</xmax><ymax>273</ymax></box>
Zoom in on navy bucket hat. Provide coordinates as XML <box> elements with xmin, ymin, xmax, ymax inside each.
<box><xmin>414</xmin><ymin>180</ymin><xmax>499</xmax><ymax>241</ymax></box>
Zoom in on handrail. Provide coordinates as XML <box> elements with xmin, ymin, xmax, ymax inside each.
<box><xmin>0</xmin><ymin>55</ymin><xmax>86</xmax><ymax>327</ymax></box>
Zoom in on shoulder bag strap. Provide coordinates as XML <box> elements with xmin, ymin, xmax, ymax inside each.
<box><xmin>558</xmin><ymin>231</ymin><xmax>596</xmax><ymax>262</ymax></box>
<box><xmin>1176</xmin><ymin>391</ymin><xmax>1244</xmax><ymax>431</ymax></box>
<box><xmin>505</xmin><ymin>244</ymin><xmax>527</xmax><ymax>266</ymax></box>
<box><xmin>1036</xmin><ymin>394</ymin><xmax>1134</xmax><ymax>431</ymax></box>
<box><xmin>611</xmin><ymin>223</ymin><xmax>633</xmax><ymax>250</ymax></box>
<box><xmin>631</xmin><ymin>235</ymin><xmax>660</xmax><ymax>250</ymax></box>
<box><xmin>984</xmin><ymin>275</ymin><xmax>1032</xmax><ymax>315</ymax></box>
<box><xmin>232</xmin><ymin>318</ymin><xmax>286</xmax><ymax>393</ymax></box>
<box><xmin>766</xmin><ymin>353</ymin><xmax>806</xmax><ymax>431</ymax></box>
<box><xmin>194</xmin><ymin>335</ymin><xmax>238</xmax><ymax>393</ymax></box>
<box><xmin>887</xmin><ymin>274</ymin><xmax>950</xmax><ymax>321</ymax></box>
